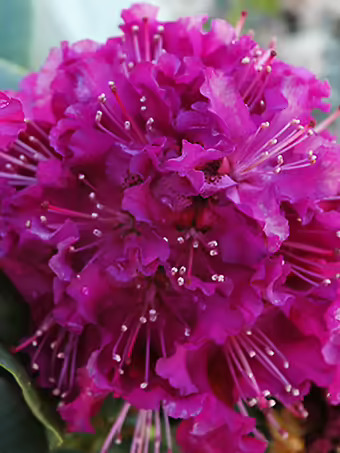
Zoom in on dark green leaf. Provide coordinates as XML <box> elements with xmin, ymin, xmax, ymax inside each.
<box><xmin>0</xmin><ymin>344</ymin><xmax>64</xmax><ymax>448</ymax></box>
<box><xmin>54</xmin><ymin>450</ymin><xmax>82</xmax><ymax>453</ymax></box>
<box><xmin>0</xmin><ymin>376</ymin><xmax>48</xmax><ymax>453</ymax></box>
<box><xmin>0</xmin><ymin>272</ymin><xmax>29</xmax><ymax>345</ymax></box>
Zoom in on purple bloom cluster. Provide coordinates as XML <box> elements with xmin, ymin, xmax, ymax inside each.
<box><xmin>0</xmin><ymin>4</ymin><xmax>339</xmax><ymax>451</ymax></box>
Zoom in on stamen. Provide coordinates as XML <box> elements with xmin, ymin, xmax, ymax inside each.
<box><xmin>140</xmin><ymin>326</ymin><xmax>151</xmax><ymax>389</ymax></box>
<box><xmin>235</xmin><ymin>11</ymin><xmax>248</xmax><ymax>37</ymax></box>
<box><xmin>131</xmin><ymin>25</ymin><xmax>142</xmax><ymax>63</ymax></box>
<box><xmin>108</xmin><ymin>81</ymin><xmax>147</xmax><ymax>144</ymax></box>
<box><xmin>163</xmin><ymin>405</ymin><xmax>173</xmax><ymax>453</ymax></box>
<box><xmin>142</xmin><ymin>17</ymin><xmax>151</xmax><ymax>61</ymax></box>
<box><xmin>314</xmin><ymin>106</ymin><xmax>340</xmax><ymax>133</ymax></box>
<box><xmin>100</xmin><ymin>402</ymin><xmax>131</xmax><ymax>453</ymax></box>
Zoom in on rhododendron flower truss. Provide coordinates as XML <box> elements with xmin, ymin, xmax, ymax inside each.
<box><xmin>0</xmin><ymin>2</ymin><xmax>339</xmax><ymax>452</ymax></box>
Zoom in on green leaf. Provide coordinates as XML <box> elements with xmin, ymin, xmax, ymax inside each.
<box><xmin>0</xmin><ymin>58</ymin><xmax>28</xmax><ymax>90</ymax></box>
<box><xmin>54</xmin><ymin>450</ymin><xmax>81</xmax><ymax>453</ymax></box>
<box><xmin>0</xmin><ymin>344</ymin><xmax>64</xmax><ymax>449</ymax></box>
<box><xmin>0</xmin><ymin>375</ymin><xmax>48</xmax><ymax>453</ymax></box>
<box><xmin>0</xmin><ymin>272</ymin><xmax>29</xmax><ymax>345</ymax></box>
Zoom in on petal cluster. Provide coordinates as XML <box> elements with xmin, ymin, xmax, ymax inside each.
<box><xmin>0</xmin><ymin>3</ymin><xmax>339</xmax><ymax>452</ymax></box>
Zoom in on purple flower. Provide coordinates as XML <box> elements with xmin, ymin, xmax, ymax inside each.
<box><xmin>0</xmin><ymin>3</ymin><xmax>339</xmax><ymax>451</ymax></box>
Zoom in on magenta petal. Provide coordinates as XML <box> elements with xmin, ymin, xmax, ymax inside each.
<box><xmin>200</xmin><ymin>69</ymin><xmax>256</xmax><ymax>141</ymax></box>
<box><xmin>0</xmin><ymin>92</ymin><xmax>25</xmax><ymax>147</ymax></box>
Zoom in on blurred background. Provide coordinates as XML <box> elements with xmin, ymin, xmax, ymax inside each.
<box><xmin>0</xmin><ymin>0</ymin><xmax>339</xmax><ymax>127</ymax></box>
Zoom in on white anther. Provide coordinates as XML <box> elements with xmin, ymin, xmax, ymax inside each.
<box><xmin>93</xmin><ymin>229</ymin><xmax>103</xmax><ymax>237</ymax></box>
<box><xmin>177</xmin><ymin>277</ymin><xmax>185</xmax><ymax>286</ymax></box>
<box><xmin>113</xmin><ymin>354</ymin><xmax>121</xmax><ymax>362</ymax></box>
<box><xmin>265</xmin><ymin>347</ymin><xmax>274</xmax><ymax>356</ymax></box>
<box><xmin>268</xmin><ymin>399</ymin><xmax>276</xmax><ymax>408</ymax></box>
<box><xmin>149</xmin><ymin>309</ymin><xmax>157</xmax><ymax>322</ymax></box>
<box><xmin>179</xmin><ymin>266</ymin><xmax>186</xmax><ymax>275</ymax></box>
<box><xmin>146</xmin><ymin>117</ymin><xmax>154</xmax><ymax>130</ymax></box>
<box><xmin>277</xmin><ymin>155</ymin><xmax>284</xmax><ymax>165</ymax></box>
